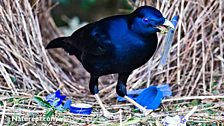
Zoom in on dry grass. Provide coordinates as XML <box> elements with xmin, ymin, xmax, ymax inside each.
<box><xmin>0</xmin><ymin>0</ymin><xmax>224</xmax><ymax>125</ymax></box>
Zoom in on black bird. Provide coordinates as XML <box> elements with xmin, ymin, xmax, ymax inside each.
<box><xmin>46</xmin><ymin>6</ymin><xmax>174</xmax><ymax>117</ymax></box>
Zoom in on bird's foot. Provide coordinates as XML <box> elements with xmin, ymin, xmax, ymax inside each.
<box><xmin>124</xmin><ymin>96</ymin><xmax>153</xmax><ymax>116</ymax></box>
<box><xmin>102</xmin><ymin>109</ymin><xmax>121</xmax><ymax>119</ymax></box>
<box><xmin>102</xmin><ymin>110</ymin><xmax>114</xmax><ymax>119</ymax></box>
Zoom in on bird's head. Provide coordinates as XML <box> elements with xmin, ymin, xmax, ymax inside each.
<box><xmin>128</xmin><ymin>6</ymin><xmax>174</xmax><ymax>35</ymax></box>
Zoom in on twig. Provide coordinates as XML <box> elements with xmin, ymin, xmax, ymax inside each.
<box><xmin>0</xmin><ymin>101</ymin><xmax>6</xmax><ymax>126</ymax></box>
<box><xmin>162</xmin><ymin>95</ymin><xmax>224</xmax><ymax>102</ymax></box>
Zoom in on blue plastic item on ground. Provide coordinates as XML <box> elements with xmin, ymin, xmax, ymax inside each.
<box><xmin>117</xmin><ymin>84</ymin><xmax>172</xmax><ymax>110</ymax></box>
<box><xmin>136</xmin><ymin>86</ymin><xmax>163</xmax><ymax>109</ymax></box>
<box><xmin>69</xmin><ymin>103</ymin><xmax>92</xmax><ymax>114</ymax></box>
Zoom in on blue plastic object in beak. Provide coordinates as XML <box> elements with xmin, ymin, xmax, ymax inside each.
<box><xmin>158</xmin><ymin>15</ymin><xmax>179</xmax><ymax>69</ymax></box>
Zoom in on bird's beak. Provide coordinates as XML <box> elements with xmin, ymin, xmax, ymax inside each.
<box><xmin>156</xmin><ymin>19</ymin><xmax>174</xmax><ymax>33</ymax></box>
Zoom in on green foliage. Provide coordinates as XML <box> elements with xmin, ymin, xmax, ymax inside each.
<box><xmin>6</xmin><ymin>97</ymin><xmax>29</xmax><ymax>105</ymax></box>
<box><xmin>0</xmin><ymin>101</ymin><xmax>3</xmax><ymax>106</ymax></box>
<box><xmin>53</xmin><ymin>0</ymin><xmax>71</xmax><ymax>6</ymax></box>
<box><xmin>10</xmin><ymin>76</ymin><xmax>16</xmax><ymax>84</ymax></box>
<box><xmin>33</xmin><ymin>95</ymin><xmax>69</xmax><ymax>122</ymax></box>
<box><xmin>16</xmin><ymin>98</ymin><xmax>29</xmax><ymax>104</ymax></box>
<box><xmin>204</xmin><ymin>103</ymin><xmax>213</xmax><ymax>108</ymax></box>
<box><xmin>206</xmin><ymin>109</ymin><xmax>216</xmax><ymax>115</ymax></box>
<box><xmin>131</xmin><ymin>108</ymin><xmax>139</xmax><ymax>113</ymax></box>
<box><xmin>190</xmin><ymin>99</ymin><xmax>200</xmax><ymax>106</ymax></box>
<box><xmin>33</xmin><ymin>96</ymin><xmax>51</xmax><ymax>108</ymax></box>
<box><xmin>6</xmin><ymin>117</ymin><xmax>14</xmax><ymax>126</ymax></box>
<box><xmin>81</xmin><ymin>0</ymin><xmax>96</xmax><ymax>9</ymax></box>
<box><xmin>45</xmin><ymin>108</ymin><xmax>55</xmax><ymax>121</ymax></box>
<box><xmin>7</xmin><ymin>98</ymin><xmax>14</xmax><ymax>103</ymax></box>
<box><xmin>211</xmin><ymin>81</ymin><xmax>219</xmax><ymax>94</ymax></box>
<box><xmin>212</xmin><ymin>90</ymin><xmax>219</xmax><ymax>95</ymax></box>
<box><xmin>122</xmin><ymin>117</ymin><xmax>141</xmax><ymax>126</ymax></box>
<box><xmin>33</xmin><ymin>96</ymin><xmax>57</xmax><ymax>122</ymax></box>
<box><xmin>211</xmin><ymin>82</ymin><xmax>217</xmax><ymax>87</ymax></box>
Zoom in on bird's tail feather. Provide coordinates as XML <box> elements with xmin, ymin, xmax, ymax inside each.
<box><xmin>46</xmin><ymin>37</ymin><xmax>81</xmax><ymax>59</ymax></box>
<box><xmin>45</xmin><ymin>37</ymin><xmax>68</xmax><ymax>49</ymax></box>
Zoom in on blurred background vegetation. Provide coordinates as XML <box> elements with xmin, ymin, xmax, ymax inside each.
<box><xmin>51</xmin><ymin>0</ymin><xmax>133</xmax><ymax>26</ymax></box>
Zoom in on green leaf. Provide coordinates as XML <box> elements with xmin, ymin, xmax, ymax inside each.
<box><xmin>207</xmin><ymin>109</ymin><xmax>216</xmax><ymax>115</ymax></box>
<box><xmin>13</xmin><ymin>98</ymin><xmax>28</xmax><ymax>105</ymax></box>
<box><xmin>190</xmin><ymin>99</ymin><xmax>200</xmax><ymax>106</ymax></box>
<box><xmin>204</xmin><ymin>103</ymin><xmax>213</xmax><ymax>108</ymax></box>
<box><xmin>17</xmin><ymin>98</ymin><xmax>29</xmax><ymax>103</ymax></box>
<box><xmin>123</xmin><ymin>117</ymin><xmax>141</xmax><ymax>126</ymax></box>
<box><xmin>33</xmin><ymin>96</ymin><xmax>52</xmax><ymax>108</ymax></box>
<box><xmin>44</xmin><ymin>108</ymin><xmax>55</xmax><ymax>121</ymax></box>
<box><xmin>131</xmin><ymin>108</ymin><xmax>139</xmax><ymax>113</ymax></box>
<box><xmin>0</xmin><ymin>101</ymin><xmax>3</xmax><ymax>106</ymax></box>
<box><xmin>6</xmin><ymin>117</ymin><xmax>14</xmax><ymax>126</ymax></box>
<box><xmin>178</xmin><ymin>100</ymin><xmax>184</xmax><ymax>103</ymax></box>
<box><xmin>10</xmin><ymin>77</ymin><xmax>16</xmax><ymax>84</ymax></box>
<box><xmin>211</xmin><ymin>82</ymin><xmax>217</xmax><ymax>87</ymax></box>
<box><xmin>81</xmin><ymin>0</ymin><xmax>96</xmax><ymax>9</ymax></box>
<box><xmin>7</xmin><ymin>98</ymin><xmax>14</xmax><ymax>103</ymax></box>
<box><xmin>175</xmin><ymin>105</ymin><xmax>180</xmax><ymax>110</ymax></box>
<box><xmin>212</xmin><ymin>90</ymin><xmax>219</xmax><ymax>95</ymax></box>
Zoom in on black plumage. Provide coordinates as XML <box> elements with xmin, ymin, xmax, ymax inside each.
<box><xmin>46</xmin><ymin>6</ymin><xmax>174</xmax><ymax>117</ymax></box>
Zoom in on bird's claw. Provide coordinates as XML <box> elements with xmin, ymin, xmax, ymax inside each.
<box><xmin>102</xmin><ymin>110</ymin><xmax>115</xmax><ymax>119</ymax></box>
<box><xmin>102</xmin><ymin>110</ymin><xmax>121</xmax><ymax>119</ymax></box>
<box><xmin>103</xmin><ymin>111</ymin><xmax>112</xmax><ymax>118</ymax></box>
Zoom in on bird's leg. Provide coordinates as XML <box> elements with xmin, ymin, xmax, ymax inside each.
<box><xmin>116</xmin><ymin>74</ymin><xmax>129</xmax><ymax>97</ymax></box>
<box><xmin>116</xmin><ymin>73</ymin><xmax>152</xmax><ymax>116</ymax></box>
<box><xmin>124</xmin><ymin>96</ymin><xmax>152</xmax><ymax>116</ymax></box>
<box><xmin>94</xmin><ymin>94</ymin><xmax>112</xmax><ymax>117</ymax></box>
<box><xmin>89</xmin><ymin>76</ymin><xmax>112</xmax><ymax>118</ymax></box>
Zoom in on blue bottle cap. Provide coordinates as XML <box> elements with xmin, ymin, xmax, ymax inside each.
<box><xmin>70</xmin><ymin>103</ymin><xmax>92</xmax><ymax>115</ymax></box>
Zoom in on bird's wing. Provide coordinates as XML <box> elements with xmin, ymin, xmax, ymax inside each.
<box><xmin>70</xmin><ymin>23</ymin><xmax>112</xmax><ymax>56</ymax></box>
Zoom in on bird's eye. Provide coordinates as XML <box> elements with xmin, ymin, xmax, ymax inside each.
<box><xmin>142</xmin><ymin>18</ymin><xmax>149</xmax><ymax>23</ymax></box>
